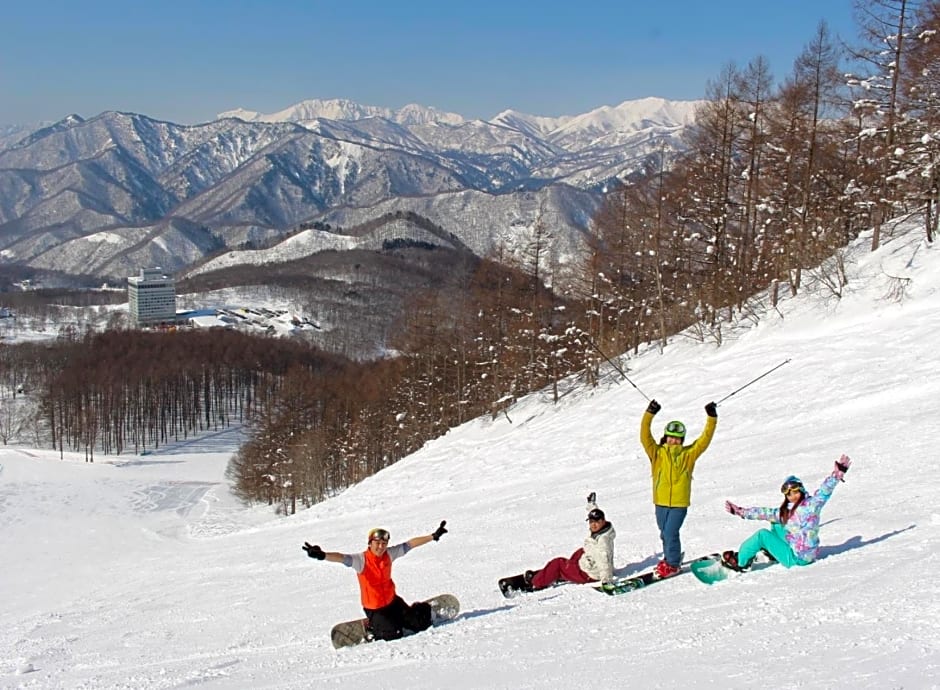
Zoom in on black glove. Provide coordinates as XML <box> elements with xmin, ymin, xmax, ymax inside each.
<box><xmin>587</xmin><ymin>491</ymin><xmax>596</xmax><ymax>504</ymax></box>
<box><xmin>705</xmin><ymin>401</ymin><xmax>718</xmax><ymax>418</ymax></box>
<box><xmin>646</xmin><ymin>399</ymin><xmax>661</xmax><ymax>415</ymax></box>
<box><xmin>432</xmin><ymin>520</ymin><xmax>448</xmax><ymax>541</ymax></box>
<box><xmin>302</xmin><ymin>542</ymin><xmax>325</xmax><ymax>560</ymax></box>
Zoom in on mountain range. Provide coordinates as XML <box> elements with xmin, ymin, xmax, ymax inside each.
<box><xmin>0</xmin><ymin>97</ymin><xmax>700</xmax><ymax>285</ymax></box>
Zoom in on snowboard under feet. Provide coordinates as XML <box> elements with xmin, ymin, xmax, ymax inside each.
<box><xmin>330</xmin><ymin>594</ymin><xmax>460</xmax><ymax>649</ymax></box>
<box><xmin>498</xmin><ymin>573</ymin><xmax>532</xmax><ymax>598</ymax></box>
<box><xmin>594</xmin><ymin>570</ymin><xmax>662</xmax><ymax>595</ymax></box>
<box><xmin>689</xmin><ymin>553</ymin><xmax>776</xmax><ymax>585</ymax></box>
<box><xmin>594</xmin><ymin>554</ymin><xmax>701</xmax><ymax>595</ymax></box>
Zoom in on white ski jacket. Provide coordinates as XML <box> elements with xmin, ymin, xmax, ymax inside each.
<box><xmin>579</xmin><ymin>522</ymin><xmax>616</xmax><ymax>582</ymax></box>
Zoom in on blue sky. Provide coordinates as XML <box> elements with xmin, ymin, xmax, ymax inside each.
<box><xmin>1</xmin><ymin>0</ymin><xmax>857</xmax><ymax>126</ymax></box>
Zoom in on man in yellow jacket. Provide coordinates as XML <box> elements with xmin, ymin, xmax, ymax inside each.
<box><xmin>640</xmin><ymin>399</ymin><xmax>717</xmax><ymax>578</ymax></box>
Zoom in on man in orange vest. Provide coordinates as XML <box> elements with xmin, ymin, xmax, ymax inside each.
<box><xmin>303</xmin><ymin>520</ymin><xmax>448</xmax><ymax>640</ymax></box>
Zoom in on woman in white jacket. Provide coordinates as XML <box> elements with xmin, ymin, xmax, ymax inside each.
<box><xmin>525</xmin><ymin>494</ymin><xmax>616</xmax><ymax>590</ymax></box>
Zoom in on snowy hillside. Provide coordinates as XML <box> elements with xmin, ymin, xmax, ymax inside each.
<box><xmin>2</xmin><ymin>221</ymin><xmax>939</xmax><ymax>689</ymax></box>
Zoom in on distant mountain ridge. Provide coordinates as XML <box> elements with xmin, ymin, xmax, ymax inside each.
<box><xmin>0</xmin><ymin>96</ymin><xmax>701</xmax><ymax>283</ymax></box>
<box><xmin>218</xmin><ymin>96</ymin><xmax>698</xmax><ymax>150</ymax></box>
<box><xmin>218</xmin><ymin>98</ymin><xmax>467</xmax><ymax>126</ymax></box>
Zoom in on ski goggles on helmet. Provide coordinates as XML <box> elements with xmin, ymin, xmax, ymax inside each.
<box><xmin>664</xmin><ymin>421</ymin><xmax>686</xmax><ymax>438</ymax></box>
<box><xmin>780</xmin><ymin>481</ymin><xmax>805</xmax><ymax>495</ymax></box>
<box><xmin>368</xmin><ymin>528</ymin><xmax>390</xmax><ymax>543</ymax></box>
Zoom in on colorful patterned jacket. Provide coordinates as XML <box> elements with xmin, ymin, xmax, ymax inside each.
<box><xmin>738</xmin><ymin>471</ymin><xmax>842</xmax><ymax>563</ymax></box>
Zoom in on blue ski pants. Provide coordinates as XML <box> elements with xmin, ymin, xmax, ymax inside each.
<box><xmin>738</xmin><ymin>523</ymin><xmax>806</xmax><ymax>568</ymax></box>
<box><xmin>655</xmin><ymin>505</ymin><xmax>687</xmax><ymax>567</ymax></box>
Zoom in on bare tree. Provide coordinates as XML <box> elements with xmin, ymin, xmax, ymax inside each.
<box><xmin>846</xmin><ymin>0</ymin><xmax>921</xmax><ymax>250</ymax></box>
<box><xmin>896</xmin><ymin>0</ymin><xmax>940</xmax><ymax>242</ymax></box>
<box><xmin>766</xmin><ymin>21</ymin><xmax>850</xmax><ymax>294</ymax></box>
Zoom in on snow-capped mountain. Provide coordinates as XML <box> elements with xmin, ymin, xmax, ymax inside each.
<box><xmin>219</xmin><ymin>98</ymin><xmax>466</xmax><ymax>127</ymax></box>
<box><xmin>490</xmin><ymin>109</ymin><xmax>574</xmax><ymax>139</ymax></box>
<box><xmin>0</xmin><ymin>97</ymin><xmax>701</xmax><ymax>281</ymax></box>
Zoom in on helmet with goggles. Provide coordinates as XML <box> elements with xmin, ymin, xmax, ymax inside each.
<box><xmin>367</xmin><ymin>528</ymin><xmax>391</xmax><ymax>543</ymax></box>
<box><xmin>664</xmin><ymin>420</ymin><xmax>686</xmax><ymax>438</ymax></box>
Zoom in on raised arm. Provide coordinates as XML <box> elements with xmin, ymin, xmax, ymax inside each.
<box><xmin>686</xmin><ymin>403</ymin><xmax>717</xmax><ymax>458</ymax></box>
<box><xmin>406</xmin><ymin>520</ymin><xmax>448</xmax><ymax>549</ymax></box>
<box><xmin>725</xmin><ymin>501</ymin><xmax>779</xmax><ymax>523</ymax></box>
<box><xmin>640</xmin><ymin>400</ymin><xmax>661</xmax><ymax>459</ymax></box>
<box><xmin>810</xmin><ymin>455</ymin><xmax>852</xmax><ymax>506</ymax></box>
<box><xmin>302</xmin><ymin>543</ymin><xmax>349</xmax><ymax>564</ymax></box>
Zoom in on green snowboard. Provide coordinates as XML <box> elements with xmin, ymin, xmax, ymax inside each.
<box><xmin>330</xmin><ymin>594</ymin><xmax>460</xmax><ymax>649</ymax></box>
<box><xmin>690</xmin><ymin>553</ymin><xmax>775</xmax><ymax>585</ymax></box>
<box><xmin>689</xmin><ymin>554</ymin><xmax>731</xmax><ymax>585</ymax></box>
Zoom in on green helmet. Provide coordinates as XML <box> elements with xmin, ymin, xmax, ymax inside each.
<box><xmin>664</xmin><ymin>420</ymin><xmax>686</xmax><ymax>438</ymax></box>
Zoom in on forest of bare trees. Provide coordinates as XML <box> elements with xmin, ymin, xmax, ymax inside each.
<box><xmin>585</xmin><ymin>0</ymin><xmax>938</xmax><ymax>356</ymax></box>
<box><xmin>0</xmin><ymin>1</ymin><xmax>936</xmax><ymax>514</ymax></box>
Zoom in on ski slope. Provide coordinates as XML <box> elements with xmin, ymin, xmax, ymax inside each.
<box><xmin>2</xmin><ymin>221</ymin><xmax>939</xmax><ymax>689</ymax></box>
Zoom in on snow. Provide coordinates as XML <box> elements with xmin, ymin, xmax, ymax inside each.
<box><xmin>186</xmin><ymin>230</ymin><xmax>357</xmax><ymax>277</ymax></box>
<box><xmin>218</xmin><ymin>99</ymin><xmax>465</xmax><ymax>127</ymax></box>
<box><xmin>550</xmin><ymin>97</ymin><xmax>701</xmax><ymax>140</ymax></box>
<box><xmin>82</xmin><ymin>232</ymin><xmax>126</xmax><ymax>245</ymax></box>
<box><xmin>2</xmin><ymin>221</ymin><xmax>940</xmax><ymax>689</ymax></box>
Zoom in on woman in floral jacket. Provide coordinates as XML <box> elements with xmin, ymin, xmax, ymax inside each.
<box><xmin>721</xmin><ymin>454</ymin><xmax>852</xmax><ymax>570</ymax></box>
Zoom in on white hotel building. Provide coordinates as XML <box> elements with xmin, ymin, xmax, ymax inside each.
<box><xmin>127</xmin><ymin>268</ymin><xmax>176</xmax><ymax>327</ymax></box>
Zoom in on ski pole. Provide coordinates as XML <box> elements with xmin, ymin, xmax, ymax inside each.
<box><xmin>716</xmin><ymin>358</ymin><xmax>791</xmax><ymax>405</ymax></box>
<box><xmin>583</xmin><ymin>334</ymin><xmax>651</xmax><ymax>401</ymax></box>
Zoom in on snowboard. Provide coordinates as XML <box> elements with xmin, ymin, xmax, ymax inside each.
<box><xmin>594</xmin><ymin>570</ymin><xmax>662</xmax><ymax>595</ymax></box>
<box><xmin>330</xmin><ymin>594</ymin><xmax>459</xmax><ymax>649</ymax></box>
<box><xmin>689</xmin><ymin>553</ymin><xmax>775</xmax><ymax>585</ymax></box>
<box><xmin>594</xmin><ymin>554</ymin><xmax>711</xmax><ymax>595</ymax></box>
<box><xmin>498</xmin><ymin>574</ymin><xmax>531</xmax><ymax>598</ymax></box>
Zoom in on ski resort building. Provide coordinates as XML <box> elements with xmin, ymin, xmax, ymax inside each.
<box><xmin>127</xmin><ymin>268</ymin><xmax>176</xmax><ymax>327</ymax></box>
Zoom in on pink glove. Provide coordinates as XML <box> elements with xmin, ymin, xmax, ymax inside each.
<box><xmin>725</xmin><ymin>500</ymin><xmax>744</xmax><ymax>518</ymax></box>
<box><xmin>833</xmin><ymin>454</ymin><xmax>852</xmax><ymax>482</ymax></box>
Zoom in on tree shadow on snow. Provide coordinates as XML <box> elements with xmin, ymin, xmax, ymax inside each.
<box><xmin>816</xmin><ymin>524</ymin><xmax>916</xmax><ymax>560</ymax></box>
<box><xmin>137</xmin><ymin>426</ymin><xmax>247</xmax><ymax>456</ymax></box>
<box><xmin>112</xmin><ymin>459</ymin><xmax>187</xmax><ymax>468</ymax></box>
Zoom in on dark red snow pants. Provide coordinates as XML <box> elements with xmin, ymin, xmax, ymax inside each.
<box><xmin>530</xmin><ymin>547</ymin><xmax>594</xmax><ymax>590</ymax></box>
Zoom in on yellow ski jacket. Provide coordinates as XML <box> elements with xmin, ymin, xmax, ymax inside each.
<box><xmin>640</xmin><ymin>411</ymin><xmax>716</xmax><ymax>507</ymax></box>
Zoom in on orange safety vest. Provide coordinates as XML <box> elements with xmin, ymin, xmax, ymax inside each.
<box><xmin>357</xmin><ymin>549</ymin><xmax>397</xmax><ymax>609</ymax></box>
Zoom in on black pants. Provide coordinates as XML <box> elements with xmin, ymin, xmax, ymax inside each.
<box><xmin>364</xmin><ymin>596</ymin><xmax>432</xmax><ymax>641</ymax></box>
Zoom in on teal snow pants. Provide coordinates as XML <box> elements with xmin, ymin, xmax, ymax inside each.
<box><xmin>738</xmin><ymin>523</ymin><xmax>808</xmax><ymax>568</ymax></box>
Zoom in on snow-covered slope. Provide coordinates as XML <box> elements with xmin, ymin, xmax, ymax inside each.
<box><xmin>1</xmin><ymin>221</ymin><xmax>937</xmax><ymax>689</ymax></box>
